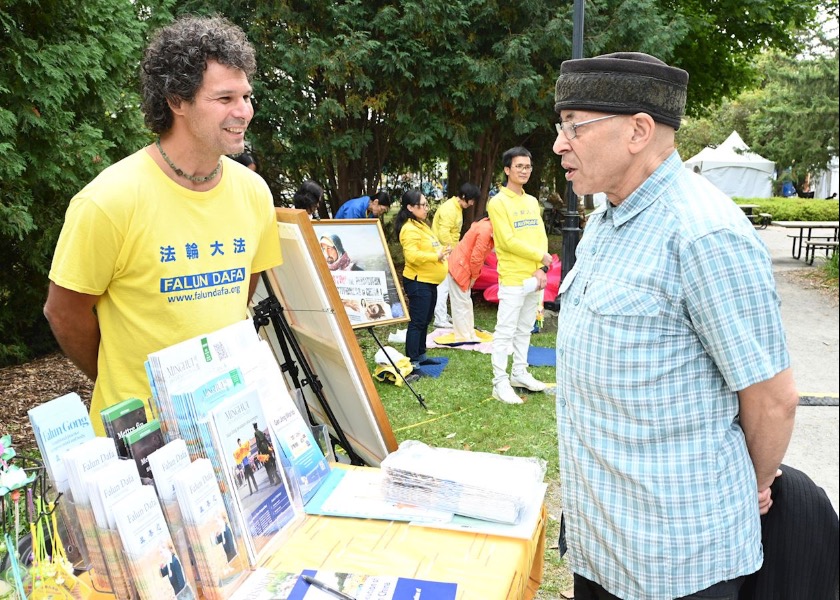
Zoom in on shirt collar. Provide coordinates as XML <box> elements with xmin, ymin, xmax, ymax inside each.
<box><xmin>608</xmin><ymin>150</ymin><xmax>683</xmax><ymax>227</ymax></box>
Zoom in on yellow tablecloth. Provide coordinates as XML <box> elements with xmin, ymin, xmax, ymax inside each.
<box><xmin>81</xmin><ymin>465</ymin><xmax>546</xmax><ymax>599</ymax></box>
<box><xmin>262</xmin><ymin>506</ymin><xmax>546</xmax><ymax>600</ymax></box>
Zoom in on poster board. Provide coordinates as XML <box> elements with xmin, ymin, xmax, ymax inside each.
<box><xmin>251</xmin><ymin>208</ymin><xmax>398</xmax><ymax>466</ymax></box>
<box><xmin>311</xmin><ymin>219</ymin><xmax>408</xmax><ymax>329</ymax></box>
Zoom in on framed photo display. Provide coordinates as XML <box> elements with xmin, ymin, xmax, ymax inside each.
<box><xmin>250</xmin><ymin>209</ymin><xmax>399</xmax><ymax>466</ymax></box>
<box><xmin>311</xmin><ymin>219</ymin><xmax>408</xmax><ymax>330</ymax></box>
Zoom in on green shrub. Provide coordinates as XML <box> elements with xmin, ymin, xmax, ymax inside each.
<box><xmin>733</xmin><ymin>197</ymin><xmax>839</xmax><ymax>221</ymax></box>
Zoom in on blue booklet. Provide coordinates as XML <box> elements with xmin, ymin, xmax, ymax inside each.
<box><xmin>229</xmin><ymin>568</ymin><xmax>458</xmax><ymax>600</ymax></box>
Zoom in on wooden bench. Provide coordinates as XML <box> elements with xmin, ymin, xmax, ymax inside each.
<box><xmin>803</xmin><ymin>240</ymin><xmax>839</xmax><ymax>265</ymax></box>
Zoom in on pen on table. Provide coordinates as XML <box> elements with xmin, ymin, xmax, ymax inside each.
<box><xmin>301</xmin><ymin>574</ymin><xmax>357</xmax><ymax>600</ymax></box>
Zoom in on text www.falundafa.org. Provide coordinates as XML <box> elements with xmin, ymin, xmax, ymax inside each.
<box><xmin>167</xmin><ymin>284</ymin><xmax>241</xmax><ymax>303</ymax></box>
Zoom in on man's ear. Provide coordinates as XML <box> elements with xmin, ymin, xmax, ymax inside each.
<box><xmin>628</xmin><ymin>113</ymin><xmax>656</xmax><ymax>153</ymax></box>
<box><xmin>167</xmin><ymin>96</ymin><xmax>184</xmax><ymax>116</ymax></box>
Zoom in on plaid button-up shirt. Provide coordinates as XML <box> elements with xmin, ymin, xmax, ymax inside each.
<box><xmin>555</xmin><ymin>151</ymin><xmax>789</xmax><ymax>600</ymax></box>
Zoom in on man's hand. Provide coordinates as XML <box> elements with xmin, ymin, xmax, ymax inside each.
<box><xmin>541</xmin><ymin>253</ymin><xmax>552</xmax><ymax>267</ymax></box>
<box><xmin>533</xmin><ymin>269</ymin><xmax>548</xmax><ymax>290</ymax></box>
<box><xmin>758</xmin><ymin>468</ymin><xmax>783</xmax><ymax>515</ymax></box>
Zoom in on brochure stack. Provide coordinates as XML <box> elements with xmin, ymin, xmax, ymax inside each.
<box><xmin>173</xmin><ymin>458</ymin><xmax>250</xmax><ymax>599</ymax></box>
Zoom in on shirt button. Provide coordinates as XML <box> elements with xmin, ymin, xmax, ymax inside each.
<box><xmin>558</xmin><ymin>397</ymin><xmax>566</xmax><ymax>406</ymax></box>
<box><xmin>591</xmin><ymin>247</ymin><xmax>596</xmax><ymax>255</ymax></box>
<box><xmin>573</xmin><ymin>297</ymin><xmax>580</xmax><ymax>306</ymax></box>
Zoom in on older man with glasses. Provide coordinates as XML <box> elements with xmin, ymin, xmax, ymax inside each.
<box><xmin>551</xmin><ymin>52</ymin><xmax>800</xmax><ymax>600</ymax></box>
<box><xmin>487</xmin><ymin>146</ymin><xmax>552</xmax><ymax>404</ymax></box>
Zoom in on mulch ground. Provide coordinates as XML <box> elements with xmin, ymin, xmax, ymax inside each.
<box><xmin>0</xmin><ymin>353</ymin><xmax>93</xmax><ymax>457</ymax></box>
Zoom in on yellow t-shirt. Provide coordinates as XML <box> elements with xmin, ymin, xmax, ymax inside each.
<box><xmin>431</xmin><ymin>196</ymin><xmax>463</xmax><ymax>247</ymax></box>
<box><xmin>49</xmin><ymin>149</ymin><xmax>283</xmax><ymax>434</ymax></box>
<box><xmin>487</xmin><ymin>186</ymin><xmax>547</xmax><ymax>286</ymax></box>
<box><xmin>400</xmin><ymin>219</ymin><xmax>448</xmax><ymax>285</ymax></box>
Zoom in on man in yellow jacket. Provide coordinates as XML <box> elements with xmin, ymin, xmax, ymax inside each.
<box><xmin>431</xmin><ymin>183</ymin><xmax>480</xmax><ymax>328</ymax></box>
<box><xmin>487</xmin><ymin>147</ymin><xmax>551</xmax><ymax>404</ymax></box>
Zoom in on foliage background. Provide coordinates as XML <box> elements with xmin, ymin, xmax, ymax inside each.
<box><xmin>1</xmin><ymin>0</ymin><xmax>837</xmax><ymax>364</ymax></box>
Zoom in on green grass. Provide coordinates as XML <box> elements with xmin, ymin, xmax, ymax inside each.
<box><xmin>353</xmin><ymin>290</ymin><xmax>572</xmax><ymax>596</ymax></box>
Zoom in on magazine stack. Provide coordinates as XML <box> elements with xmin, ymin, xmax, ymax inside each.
<box><xmin>380</xmin><ymin>440</ymin><xmax>547</xmax><ymax>524</ymax></box>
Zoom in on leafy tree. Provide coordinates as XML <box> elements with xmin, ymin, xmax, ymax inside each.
<box><xmin>0</xmin><ymin>0</ymin><xmax>174</xmax><ymax>364</ymax></box>
<box><xmin>676</xmin><ymin>12</ymin><xmax>838</xmax><ymax>193</ymax></box>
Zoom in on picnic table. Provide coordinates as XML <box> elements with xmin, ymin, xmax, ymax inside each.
<box><xmin>771</xmin><ymin>220</ymin><xmax>840</xmax><ymax>260</ymax></box>
<box><xmin>738</xmin><ymin>204</ymin><xmax>771</xmax><ymax>228</ymax></box>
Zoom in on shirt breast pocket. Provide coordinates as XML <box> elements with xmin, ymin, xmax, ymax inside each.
<box><xmin>584</xmin><ymin>282</ymin><xmax>663</xmax><ymax>344</ymax></box>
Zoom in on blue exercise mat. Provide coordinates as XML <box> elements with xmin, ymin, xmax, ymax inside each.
<box><xmin>414</xmin><ymin>357</ymin><xmax>450</xmax><ymax>378</ymax></box>
<box><xmin>527</xmin><ymin>346</ymin><xmax>555</xmax><ymax>367</ymax></box>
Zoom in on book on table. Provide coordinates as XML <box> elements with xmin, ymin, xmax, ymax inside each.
<box><xmin>228</xmin><ymin>568</ymin><xmax>458</xmax><ymax>600</ymax></box>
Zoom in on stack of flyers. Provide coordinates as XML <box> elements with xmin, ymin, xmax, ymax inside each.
<box><xmin>174</xmin><ymin>459</ymin><xmax>249</xmax><ymax>600</ymax></box>
<box><xmin>147</xmin><ymin>439</ymin><xmax>198</xmax><ymax>593</ymax></box>
<box><xmin>27</xmin><ymin>392</ymin><xmax>96</xmax><ymax>492</ymax></box>
<box><xmin>62</xmin><ymin>436</ymin><xmax>120</xmax><ymax>591</ymax></box>
<box><xmin>145</xmin><ymin>318</ymin><xmax>262</xmax><ymax>444</ymax></box>
<box><xmin>244</xmin><ymin>341</ymin><xmax>330</xmax><ymax>504</ymax></box>
<box><xmin>147</xmin><ymin>439</ymin><xmax>192</xmax><ymax>522</ymax></box>
<box><xmin>113</xmin><ymin>486</ymin><xmax>196</xmax><ymax>600</ymax></box>
<box><xmin>88</xmin><ymin>459</ymin><xmax>143</xmax><ymax>599</ymax></box>
<box><xmin>27</xmin><ymin>392</ymin><xmax>96</xmax><ymax>568</ymax></box>
<box><xmin>206</xmin><ymin>383</ymin><xmax>303</xmax><ymax>564</ymax></box>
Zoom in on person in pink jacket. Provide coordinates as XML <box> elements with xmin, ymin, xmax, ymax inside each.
<box><xmin>446</xmin><ymin>217</ymin><xmax>494</xmax><ymax>343</ymax></box>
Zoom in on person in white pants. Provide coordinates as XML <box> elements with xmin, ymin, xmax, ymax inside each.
<box><xmin>447</xmin><ymin>216</ymin><xmax>494</xmax><ymax>342</ymax></box>
<box><xmin>431</xmin><ymin>183</ymin><xmax>480</xmax><ymax>328</ymax></box>
<box><xmin>487</xmin><ymin>147</ymin><xmax>551</xmax><ymax>404</ymax></box>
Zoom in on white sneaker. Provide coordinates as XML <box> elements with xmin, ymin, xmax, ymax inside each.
<box><xmin>434</xmin><ymin>319</ymin><xmax>453</xmax><ymax>329</ymax></box>
<box><xmin>492</xmin><ymin>381</ymin><xmax>523</xmax><ymax>404</ymax></box>
<box><xmin>510</xmin><ymin>371</ymin><xmax>547</xmax><ymax>392</ymax></box>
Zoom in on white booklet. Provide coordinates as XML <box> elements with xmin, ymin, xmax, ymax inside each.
<box><xmin>27</xmin><ymin>392</ymin><xmax>95</xmax><ymax>492</ymax></box>
<box><xmin>87</xmin><ymin>459</ymin><xmax>143</xmax><ymax>600</ymax></box>
<box><xmin>62</xmin><ymin>436</ymin><xmax>120</xmax><ymax>590</ymax></box>
<box><xmin>173</xmin><ymin>458</ymin><xmax>249</xmax><ymax>600</ymax></box>
<box><xmin>113</xmin><ymin>485</ymin><xmax>196</xmax><ymax>600</ymax></box>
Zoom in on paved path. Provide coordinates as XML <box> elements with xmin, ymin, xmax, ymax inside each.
<box><xmin>756</xmin><ymin>226</ymin><xmax>838</xmax><ymax>512</ymax></box>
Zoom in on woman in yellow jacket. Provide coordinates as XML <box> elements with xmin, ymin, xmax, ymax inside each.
<box><xmin>394</xmin><ymin>189</ymin><xmax>450</xmax><ymax>366</ymax></box>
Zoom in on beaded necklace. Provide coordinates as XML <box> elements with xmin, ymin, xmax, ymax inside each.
<box><xmin>155</xmin><ymin>138</ymin><xmax>222</xmax><ymax>183</ymax></box>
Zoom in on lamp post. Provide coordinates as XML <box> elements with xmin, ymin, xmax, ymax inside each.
<box><xmin>560</xmin><ymin>0</ymin><xmax>585</xmax><ymax>283</ymax></box>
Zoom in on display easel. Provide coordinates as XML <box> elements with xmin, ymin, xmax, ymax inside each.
<box><xmin>364</xmin><ymin>327</ymin><xmax>427</xmax><ymax>409</ymax></box>
<box><xmin>252</xmin><ymin>273</ymin><xmax>365</xmax><ymax>466</ymax></box>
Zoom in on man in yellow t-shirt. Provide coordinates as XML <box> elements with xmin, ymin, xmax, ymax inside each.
<box><xmin>44</xmin><ymin>16</ymin><xmax>283</xmax><ymax>435</ymax></box>
<box><xmin>487</xmin><ymin>147</ymin><xmax>551</xmax><ymax>404</ymax></box>
<box><xmin>431</xmin><ymin>183</ymin><xmax>480</xmax><ymax>328</ymax></box>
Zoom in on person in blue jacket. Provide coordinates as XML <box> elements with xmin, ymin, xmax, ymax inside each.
<box><xmin>335</xmin><ymin>191</ymin><xmax>392</xmax><ymax>219</ymax></box>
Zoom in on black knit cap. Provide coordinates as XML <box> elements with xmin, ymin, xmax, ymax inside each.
<box><xmin>554</xmin><ymin>52</ymin><xmax>689</xmax><ymax>130</ymax></box>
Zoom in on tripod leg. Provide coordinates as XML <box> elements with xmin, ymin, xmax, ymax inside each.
<box><xmin>368</xmin><ymin>328</ymin><xmax>427</xmax><ymax>409</ymax></box>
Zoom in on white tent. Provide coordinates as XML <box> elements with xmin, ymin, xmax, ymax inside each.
<box><xmin>813</xmin><ymin>156</ymin><xmax>839</xmax><ymax>199</ymax></box>
<box><xmin>684</xmin><ymin>131</ymin><xmax>776</xmax><ymax>198</ymax></box>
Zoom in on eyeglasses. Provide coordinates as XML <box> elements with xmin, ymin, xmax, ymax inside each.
<box><xmin>511</xmin><ymin>164</ymin><xmax>533</xmax><ymax>172</ymax></box>
<box><xmin>417</xmin><ymin>203</ymin><xmax>430</xmax><ymax>208</ymax></box>
<box><xmin>555</xmin><ymin>114</ymin><xmax>619</xmax><ymax>140</ymax></box>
